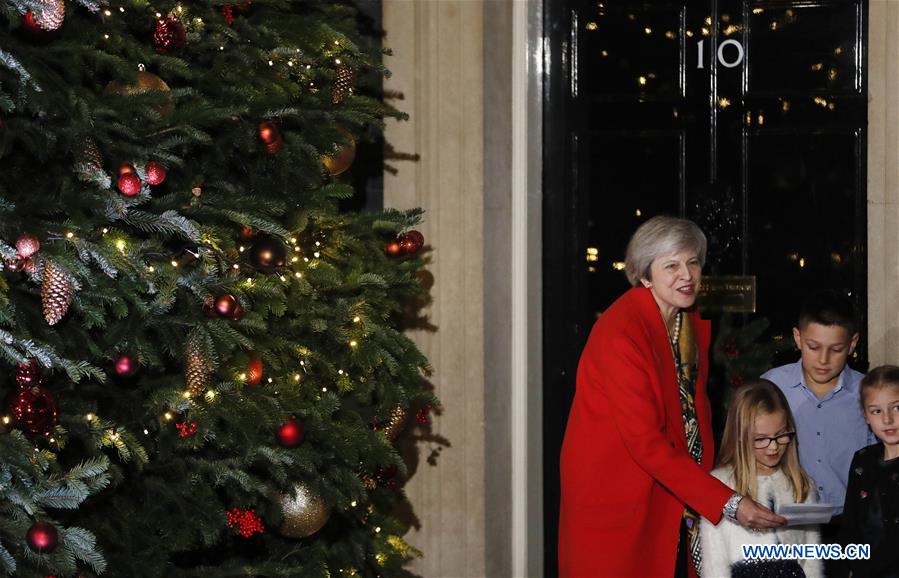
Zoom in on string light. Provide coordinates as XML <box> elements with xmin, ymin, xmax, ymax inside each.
<box><xmin>205</xmin><ymin>390</ymin><xmax>216</xmax><ymax>401</ymax></box>
<box><xmin>294</xmin><ymin>374</ymin><xmax>301</xmax><ymax>381</ymax></box>
<box><xmin>102</xmin><ymin>228</ymin><xmax>109</xmax><ymax>234</ymax></box>
<box><xmin>349</xmin><ymin>340</ymin><xmax>358</xmax><ymax>348</ymax></box>
<box><xmin>164</xmin><ymin>412</ymin><xmax>173</xmax><ymax>420</ymax></box>
<box><xmin>171</xmin><ymin>260</ymin><xmax>179</xmax><ymax>267</ymax></box>
<box><xmin>350</xmin><ymin>500</ymin><xmax>357</xmax><ymax>507</ymax></box>
<box><xmin>353</xmin><ymin>316</ymin><xmax>361</xmax><ymax>323</ymax></box>
<box><xmin>116</xmin><ymin>240</ymin><xmax>126</xmax><ymax>252</ymax></box>
<box><xmin>1</xmin><ymin>416</ymin><xmax>9</xmax><ymax>425</ymax></box>
<box><xmin>295</xmin><ymin>272</ymin><xmax>303</xmax><ymax>278</ymax></box>
<box><xmin>143</xmin><ymin>429</ymin><xmax>149</xmax><ymax>435</ymax></box>
<box><xmin>86</xmin><ymin>413</ymin><xmax>95</xmax><ymax>422</ymax></box>
<box><xmin>66</xmin><ymin>232</ymin><xmax>74</xmax><ymax>239</ymax></box>
<box><xmin>148</xmin><ymin>266</ymin><xmax>155</xmax><ymax>272</ymax></box>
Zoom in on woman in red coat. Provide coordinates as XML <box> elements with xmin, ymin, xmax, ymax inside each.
<box><xmin>559</xmin><ymin>216</ymin><xmax>786</xmax><ymax>578</ymax></box>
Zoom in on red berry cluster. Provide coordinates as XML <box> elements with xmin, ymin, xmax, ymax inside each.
<box><xmin>415</xmin><ymin>404</ymin><xmax>432</xmax><ymax>425</ymax></box>
<box><xmin>176</xmin><ymin>421</ymin><xmax>198</xmax><ymax>437</ymax></box>
<box><xmin>226</xmin><ymin>508</ymin><xmax>265</xmax><ymax>537</ymax></box>
<box><xmin>384</xmin><ymin>230</ymin><xmax>424</xmax><ymax>257</ymax></box>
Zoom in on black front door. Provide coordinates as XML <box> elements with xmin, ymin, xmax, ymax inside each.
<box><xmin>543</xmin><ymin>0</ymin><xmax>867</xmax><ymax>575</ymax></box>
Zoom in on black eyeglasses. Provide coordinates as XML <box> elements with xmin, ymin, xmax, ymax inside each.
<box><xmin>753</xmin><ymin>432</ymin><xmax>796</xmax><ymax>449</ymax></box>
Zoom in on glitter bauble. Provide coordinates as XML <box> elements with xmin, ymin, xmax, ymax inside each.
<box><xmin>15</xmin><ymin>234</ymin><xmax>40</xmax><ymax>258</ymax></box>
<box><xmin>321</xmin><ymin>134</ymin><xmax>355</xmax><ymax>176</ymax></box>
<box><xmin>7</xmin><ymin>383</ymin><xmax>58</xmax><ymax>435</ymax></box>
<box><xmin>117</xmin><ymin>173</ymin><xmax>142</xmax><ymax>196</ymax></box>
<box><xmin>153</xmin><ymin>17</ymin><xmax>186</xmax><ymax>54</ymax></box>
<box><xmin>145</xmin><ymin>161</ymin><xmax>167</xmax><ymax>185</ymax></box>
<box><xmin>278</xmin><ymin>483</ymin><xmax>330</xmax><ymax>538</ymax></box>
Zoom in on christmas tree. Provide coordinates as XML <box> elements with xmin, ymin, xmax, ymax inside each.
<box><xmin>0</xmin><ymin>0</ymin><xmax>436</xmax><ymax>575</ymax></box>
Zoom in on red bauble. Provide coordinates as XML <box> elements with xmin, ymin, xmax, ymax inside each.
<box><xmin>384</xmin><ymin>239</ymin><xmax>402</xmax><ymax>257</ymax></box>
<box><xmin>214</xmin><ymin>294</ymin><xmax>239</xmax><ymax>317</ymax></box>
<box><xmin>249</xmin><ymin>237</ymin><xmax>287</xmax><ymax>272</ymax></box>
<box><xmin>153</xmin><ymin>17</ymin><xmax>186</xmax><ymax>54</ymax></box>
<box><xmin>145</xmin><ymin>161</ymin><xmax>167</xmax><ymax>185</ymax></box>
<box><xmin>22</xmin><ymin>11</ymin><xmax>41</xmax><ymax>32</ymax></box>
<box><xmin>277</xmin><ymin>416</ymin><xmax>305</xmax><ymax>447</ymax></box>
<box><xmin>117</xmin><ymin>173</ymin><xmax>142</xmax><ymax>196</ymax></box>
<box><xmin>16</xmin><ymin>234</ymin><xmax>40</xmax><ymax>258</ymax></box>
<box><xmin>7</xmin><ymin>384</ymin><xmax>58</xmax><ymax>435</ymax></box>
<box><xmin>118</xmin><ymin>162</ymin><xmax>136</xmax><ymax>176</ymax></box>
<box><xmin>114</xmin><ymin>354</ymin><xmax>139</xmax><ymax>378</ymax></box>
<box><xmin>16</xmin><ymin>359</ymin><xmax>42</xmax><ymax>387</ymax></box>
<box><xmin>240</xmin><ymin>227</ymin><xmax>254</xmax><ymax>239</ymax></box>
<box><xmin>398</xmin><ymin>230</ymin><xmax>425</xmax><ymax>255</ymax></box>
<box><xmin>258</xmin><ymin>122</ymin><xmax>279</xmax><ymax>145</ymax></box>
<box><xmin>246</xmin><ymin>355</ymin><xmax>263</xmax><ymax>386</ymax></box>
<box><xmin>230</xmin><ymin>303</ymin><xmax>246</xmax><ymax>321</ymax></box>
<box><xmin>25</xmin><ymin>521</ymin><xmax>58</xmax><ymax>553</ymax></box>
<box><xmin>5</xmin><ymin>256</ymin><xmax>27</xmax><ymax>272</ymax></box>
<box><xmin>264</xmin><ymin>137</ymin><xmax>283</xmax><ymax>155</ymax></box>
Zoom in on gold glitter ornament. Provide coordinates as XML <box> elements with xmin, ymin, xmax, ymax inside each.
<box><xmin>278</xmin><ymin>482</ymin><xmax>330</xmax><ymax>538</ymax></box>
<box><xmin>41</xmin><ymin>261</ymin><xmax>73</xmax><ymax>325</ymax></box>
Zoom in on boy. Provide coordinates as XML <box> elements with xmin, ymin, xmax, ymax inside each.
<box><xmin>761</xmin><ymin>290</ymin><xmax>875</xmax><ymax>541</ymax></box>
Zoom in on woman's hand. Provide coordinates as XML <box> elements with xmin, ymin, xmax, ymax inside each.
<box><xmin>735</xmin><ymin>496</ymin><xmax>788</xmax><ymax>529</ymax></box>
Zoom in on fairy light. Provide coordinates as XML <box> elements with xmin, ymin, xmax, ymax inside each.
<box><xmin>156</xmin><ymin>11</ymin><xmax>162</xmax><ymax>17</ymax></box>
<box><xmin>164</xmin><ymin>412</ymin><xmax>173</xmax><ymax>420</ymax></box>
<box><xmin>116</xmin><ymin>240</ymin><xmax>126</xmax><ymax>252</ymax></box>
<box><xmin>148</xmin><ymin>266</ymin><xmax>155</xmax><ymax>272</ymax></box>
<box><xmin>291</xmin><ymin>256</ymin><xmax>299</xmax><ymax>263</ymax></box>
<box><xmin>119</xmin><ymin>6</ymin><xmax>124</xmax><ymax>11</ymax></box>
<box><xmin>239</xmin><ymin>246</ymin><xmax>245</xmax><ymax>252</ymax></box>
<box><xmin>375</xmin><ymin>527</ymin><xmax>381</xmax><ymax>533</ymax></box>
<box><xmin>280</xmin><ymin>275</ymin><xmax>287</xmax><ymax>282</ymax></box>
<box><xmin>350</xmin><ymin>340</ymin><xmax>358</xmax><ymax>348</ymax></box>
<box><xmin>183</xmin><ymin>390</ymin><xmax>192</xmax><ymax>398</ymax></box>
<box><xmin>143</xmin><ymin>429</ymin><xmax>149</xmax><ymax>435</ymax></box>
<box><xmin>171</xmin><ymin>260</ymin><xmax>179</xmax><ymax>267</ymax></box>
<box><xmin>313</xmin><ymin>251</ymin><xmax>321</xmax><ymax>258</ymax></box>
<box><xmin>353</xmin><ymin>316</ymin><xmax>361</xmax><ymax>323</ymax></box>
<box><xmin>205</xmin><ymin>390</ymin><xmax>216</xmax><ymax>401</ymax></box>
<box><xmin>1</xmin><ymin>416</ymin><xmax>9</xmax><ymax>425</ymax></box>
<box><xmin>233</xmin><ymin>264</ymin><xmax>240</xmax><ymax>270</ymax></box>
<box><xmin>86</xmin><ymin>413</ymin><xmax>95</xmax><ymax>422</ymax></box>
<box><xmin>49</xmin><ymin>437</ymin><xmax>55</xmax><ymax>443</ymax></box>
<box><xmin>338</xmin><ymin>369</ymin><xmax>344</xmax><ymax>375</ymax></box>
<box><xmin>103</xmin><ymin>9</ymin><xmax>111</xmax><ymax>16</ymax></box>
<box><xmin>102</xmin><ymin>228</ymin><xmax>109</xmax><ymax>234</ymax></box>
<box><xmin>351</xmin><ymin>500</ymin><xmax>357</xmax><ymax>507</ymax></box>
<box><xmin>294</xmin><ymin>246</ymin><xmax>301</xmax><ymax>252</ymax></box>
<box><xmin>304</xmin><ymin>257</ymin><xmax>310</xmax><ymax>263</ymax></box>
<box><xmin>267</xmin><ymin>377</ymin><xmax>273</xmax><ymax>384</ymax></box>
<box><xmin>66</xmin><ymin>232</ymin><xmax>74</xmax><ymax>239</ymax></box>
<box><xmin>335</xmin><ymin>58</ymin><xmax>342</xmax><ymax>65</ymax></box>
<box><xmin>268</xmin><ymin>60</ymin><xmax>274</xmax><ymax>66</ymax></box>
<box><xmin>295</xmin><ymin>272</ymin><xmax>303</xmax><ymax>278</ymax></box>
<box><xmin>239</xmin><ymin>373</ymin><xmax>247</xmax><ymax>381</ymax></box>
<box><xmin>290</xmin><ymin>237</ymin><xmax>297</xmax><ymax>244</ymax></box>
<box><xmin>103</xmin><ymin>34</ymin><xmax>110</xmax><ymax>39</ymax></box>
<box><xmin>294</xmin><ymin>374</ymin><xmax>301</xmax><ymax>381</ymax></box>
<box><xmin>322</xmin><ymin>387</ymin><xmax>328</xmax><ymax>392</ymax></box>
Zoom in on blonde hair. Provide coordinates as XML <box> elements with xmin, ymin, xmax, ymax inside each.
<box><xmin>717</xmin><ymin>380</ymin><xmax>811</xmax><ymax>502</ymax></box>
<box><xmin>859</xmin><ymin>365</ymin><xmax>899</xmax><ymax>409</ymax></box>
<box><xmin>624</xmin><ymin>216</ymin><xmax>707</xmax><ymax>286</ymax></box>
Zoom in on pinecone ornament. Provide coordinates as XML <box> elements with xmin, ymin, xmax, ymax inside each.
<box><xmin>381</xmin><ymin>405</ymin><xmax>408</xmax><ymax>441</ymax></box>
<box><xmin>80</xmin><ymin>138</ymin><xmax>103</xmax><ymax>171</ymax></box>
<box><xmin>185</xmin><ymin>333</ymin><xmax>211</xmax><ymax>397</ymax></box>
<box><xmin>332</xmin><ymin>64</ymin><xmax>355</xmax><ymax>105</ymax></box>
<box><xmin>34</xmin><ymin>0</ymin><xmax>65</xmax><ymax>31</ymax></box>
<box><xmin>41</xmin><ymin>261</ymin><xmax>73</xmax><ymax>325</ymax></box>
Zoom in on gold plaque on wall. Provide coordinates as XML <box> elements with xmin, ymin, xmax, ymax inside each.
<box><xmin>696</xmin><ymin>275</ymin><xmax>756</xmax><ymax>313</ymax></box>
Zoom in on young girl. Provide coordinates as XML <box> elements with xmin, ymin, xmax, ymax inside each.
<box><xmin>838</xmin><ymin>365</ymin><xmax>899</xmax><ymax>578</ymax></box>
<box><xmin>701</xmin><ymin>380</ymin><xmax>823</xmax><ymax>578</ymax></box>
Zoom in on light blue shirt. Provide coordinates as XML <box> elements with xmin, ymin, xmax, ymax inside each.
<box><xmin>761</xmin><ymin>361</ymin><xmax>875</xmax><ymax>515</ymax></box>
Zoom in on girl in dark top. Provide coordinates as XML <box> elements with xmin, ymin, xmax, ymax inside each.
<box><xmin>839</xmin><ymin>365</ymin><xmax>899</xmax><ymax>578</ymax></box>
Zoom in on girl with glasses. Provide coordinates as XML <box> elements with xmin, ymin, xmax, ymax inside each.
<box><xmin>701</xmin><ymin>380</ymin><xmax>823</xmax><ymax>578</ymax></box>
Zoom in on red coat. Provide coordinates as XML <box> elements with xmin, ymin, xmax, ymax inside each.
<box><xmin>559</xmin><ymin>287</ymin><xmax>733</xmax><ymax>578</ymax></box>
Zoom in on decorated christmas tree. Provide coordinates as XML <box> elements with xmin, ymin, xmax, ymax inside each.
<box><xmin>0</xmin><ymin>0</ymin><xmax>436</xmax><ymax>575</ymax></box>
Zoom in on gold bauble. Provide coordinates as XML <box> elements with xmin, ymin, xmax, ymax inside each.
<box><xmin>278</xmin><ymin>483</ymin><xmax>331</xmax><ymax>538</ymax></box>
<box><xmin>104</xmin><ymin>71</ymin><xmax>171</xmax><ymax>96</ymax></box>
<box><xmin>321</xmin><ymin>134</ymin><xmax>356</xmax><ymax>176</ymax></box>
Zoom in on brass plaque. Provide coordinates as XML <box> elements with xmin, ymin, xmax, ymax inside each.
<box><xmin>696</xmin><ymin>275</ymin><xmax>756</xmax><ymax>313</ymax></box>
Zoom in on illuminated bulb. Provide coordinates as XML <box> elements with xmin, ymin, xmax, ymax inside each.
<box><xmin>353</xmin><ymin>316</ymin><xmax>361</xmax><ymax>323</ymax></box>
<box><xmin>334</xmin><ymin>40</ymin><xmax>340</xmax><ymax>45</ymax></box>
<box><xmin>183</xmin><ymin>390</ymin><xmax>191</xmax><ymax>398</ymax></box>
<box><xmin>268</xmin><ymin>60</ymin><xmax>274</xmax><ymax>66</ymax></box>
<box><xmin>171</xmin><ymin>260</ymin><xmax>179</xmax><ymax>267</ymax></box>
<box><xmin>799</xmin><ymin>258</ymin><xmax>806</xmax><ymax>268</ymax></box>
<box><xmin>322</xmin><ymin>387</ymin><xmax>328</xmax><ymax>392</ymax></box>
<box><xmin>280</xmin><ymin>275</ymin><xmax>286</xmax><ymax>282</ymax></box>
<box><xmin>267</xmin><ymin>377</ymin><xmax>273</xmax><ymax>384</ymax></box>
<box><xmin>636</xmin><ymin>209</ymin><xmax>642</xmax><ymax>216</ymax></box>
<box><xmin>49</xmin><ymin>437</ymin><xmax>55</xmax><ymax>443</ymax></box>
<box><xmin>294</xmin><ymin>246</ymin><xmax>301</xmax><ymax>252</ymax></box>
<box><xmin>291</xmin><ymin>256</ymin><xmax>299</xmax><ymax>263</ymax></box>
<box><xmin>304</xmin><ymin>257</ymin><xmax>310</xmax><ymax>263</ymax></box>
<box><xmin>102</xmin><ymin>228</ymin><xmax>109</xmax><ymax>234</ymax></box>
<box><xmin>638</xmin><ymin>76</ymin><xmax>647</xmax><ymax>86</ymax></box>
<box><xmin>291</xmin><ymin>237</ymin><xmax>298</xmax><ymax>244</ymax></box>
<box><xmin>307</xmin><ymin>65</ymin><xmax>312</xmax><ymax>69</ymax></box>
<box><xmin>143</xmin><ymin>429</ymin><xmax>149</xmax><ymax>435</ymax></box>
<box><xmin>300</xmin><ymin>360</ymin><xmax>305</xmax><ymax>366</ymax></box>
<box><xmin>239</xmin><ymin>373</ymin><xmax>247</xmax><ymax>381</ymax></box>
<box><xmin>246</xmin><ymin>278</ymin><xmax>252</xmax><ymax>284</ymax></box>
<box><xmin>375</xmin><ymin>527</ymin><xmax>381</xmax><ymax>533</ymax></box>
<box><xmin>116</xmin><ymin>240</ymin><xmax>126</xmax><ymax>251</ymax></box>
<box><xmin>220</xmin><ymin>46</ymin><xmax>224</xmax><ymax>51</ymax></box>
<box><xmin>1</xmin><ymin>416</ymin><xmax>9</xmax><ymax>425</ymax></box>
<box><xmin>148</xmin><ymin>266</ymin><xmax>155</xmax><ymax>272</ymax></box>
<box><xmin>335</xmin><ymin>58</ymin><xmax>342</xmax><ymax>65</ymax></box>
<box><xmin>350</xmin><ymin>340</ymin><xmax>358</xmax><ymax>347</ymax></box>
<box><xmin>612</xmin><ymin>261</ymin><xmax>626</xmax><ymax>271</ymax></box>
<box><xmin>233</xmin><ymin>264</ymin><xmax>239</xmax><ymax>270</ymax></box>
<box><xmin>86</xmin><ymin>413</ymin><xmax>95</xmax><ymax>421</ymax></box>
<box><xmin>351</xmin><ymin>501</ymin><xmax>357</xmax><ymax>507</ymax></box>
<box><xmin>239</xmin><ymin>246</ymin><xmax>245</xmax><ymax>252</ymax></box>
<box><xmin>288</xmin><ymin>61</ymin><xmax>294</xmax><ymax>67</ymax></box>
<box><xmin>205</xmin><ymin>390</ymin><xmax>216</xmax><ymax>401</ymax></box>
<box><xmin>66</xmin><ymin>232</ymin><xmax>74</xmax><ymax>239</ymax></box>
<box><xmin>104</xmin><ymin>9</ymin><xmax>111</xmax><ymax>16</ymax></box>
<box><xmin>294</xmin><ymin>374</ymin><xmax>301</xmax><ymax>381</ymax></box>
<box><xmin>644</xmin><ymin>27</ymin><xmax>652</xmax><ymax>34</ymax></box>
<box><xmin>164</xmin><ymin>412</ymin><xmax>173</xmax><ymax>420</ymax></box>
<box><xmin>295</xmin><ymin>272</ymin><xmax>302</xmax><ymax>278</ymax></box>
<box><xmin>338</xmin><ymin>369</ymin><xmax>344</xmax><ymax>375</ymax></box>
<box><xmin>119</xmin><ymin>6</ymin><xmax>124</xmax><ymax>11</ymax></box>
<box><xmin>315</xmin><ymin>241</ymin><xmax>321</xmax><ymax>247</ymax></box>
<box><xmin>176</xmin><ymin>5</ymin><xmax>183</xmax><ymax>12</ymax></box>
<box><xmin>313</xmin><ymin>251</ymin><xmax>321</xmax><ymax>258</ymax></box>
<box><xmin>156</xmin><ymin>12</ymin><xmax>162</xmax><ymax>17</ymax></box>
<box><xmin>103</xmin><ymin>34</ymin><xmax>110</xmax><ymax>39</ymax></box>
<box><xmin>586</xmin><ymin>22</ymin><xmax>598</xmax><ymax>30</ymax></box>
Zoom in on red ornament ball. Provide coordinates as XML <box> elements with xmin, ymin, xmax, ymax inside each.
<box><xmin>16</xmin><ymin>359</ymin><xmax>42</xmax><ymax>387</ymax></box>
<box><xmin>399</xmin><ymin>230</ymin><xmax>425</xmax><ymax>255</ymax></box>
<box><xmin>384</xmin><ymin>239</ymin><xmax>402</xmax><ymax>257</ymax></box>
<box><xmin>153</xmin><ymin>17</ymin><xmax>186</xmax><ymax>54</ymax></box>
<box><xmin>7</xmin><ymin>384</ymin><xmax>58</xmax><ymax>435</ymax></box>
<box><xmin>214</xmin><ymin>294</ymin><xmax>239</xmax><ymax>317</ymax></box>
<box><xmin>249</xmin><ymin>237</ymin><xmax>287</xmax><ymax>272</ymax></box>
<box><xmin>22</xmin><ymin>11</ymin><xmax>41</xmax><ymax>32</ymax></box>
<box><xmin>5</xmin><ymin>256</ymin><xmax>27</xmax><ymax>273</ymax></box>
<box><xmin>16</xmin><ymin>234</ymin><xmax>40</xmax><ymax>258</ymax></box>
<box><xmin>117</xmin><ymin>173</ymin><xmax>142</xmax><ymax>196</ymax></box>
<box><xmin>258</xmin><ymin>122</ymin><xmax>279</xmax><ymax>145</ymax></box>
<box><xmin>230</xmin><ymin>303</ymin><xmax>246</xmax><ymax>321</ymax></box>
<box><xmin>25</xmin><ymin>521</ymin><xmax>58</xmax><ymax>553</ymax></box>
<box><xmin>145</xmin><ymin>161</ymin><xmax>167</xmax><ymax>185</ymax></box>
<box><xmin>114</xmin><ymin>354</ymin><xmax>139</xmax><ymax>378</ymax></box>
<box><xmin>246</xmin><ymin>355</ymin><xmax>263</xmax><ymax>386</ymax></box>
<box><xmin>277</xmin><ymin>416</ymin><xmax>305</xmax><ymax>447</ymax></box>
<box><xmin>264</xmin><ymin>137</ymin><xmax>283</xmax><ymax>155</ymax></box>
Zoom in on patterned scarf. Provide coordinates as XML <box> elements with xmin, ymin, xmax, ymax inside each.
<box><xmin>672</xmin><ymin>311</ymin><xmax>703</xmax><ymax>574</ymax></box>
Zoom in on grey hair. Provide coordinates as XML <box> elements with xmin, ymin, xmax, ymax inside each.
<box><xmin>624</xmin><ymin>216</ymin><xmax>707</xmax><ymax>286</ymax></box>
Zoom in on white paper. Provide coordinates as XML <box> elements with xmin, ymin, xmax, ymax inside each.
<box><xmin>776</xmin><ymin>503</ymin><xmax>835</xmax><ymax>526</ymax></box>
